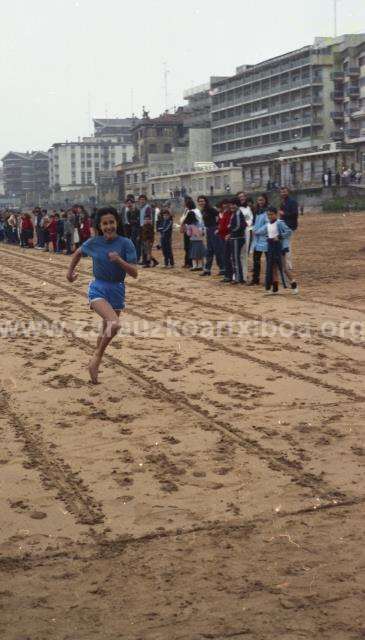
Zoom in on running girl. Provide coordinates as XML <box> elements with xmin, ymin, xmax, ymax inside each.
<box><xmin>66</xmin><ymin>206</ymin><xmax>137</xmax><ymax>384</ymax></box>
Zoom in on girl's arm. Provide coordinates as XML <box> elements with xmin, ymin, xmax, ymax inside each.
<box><xmin>109</xmin><ymin>253</ymin><xmax>138</xmax><ymax>279</ymax></box>
<box><xmin>67</xmin><ymin>248</ymin><xmax>82</xmax><ymax>282</ymax></box>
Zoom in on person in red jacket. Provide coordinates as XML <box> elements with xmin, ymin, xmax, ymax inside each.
<box><xmin>47</xmin><ymin>213</ymin><xmax>57</xmax><ymax>252</ymax></box>
<box><xmin>216</xmin><ymin>199</ymin><xmax>233</xmax><ymax>283</ymax></box>
<box><xmin>80</xmin><ymin>212</ymin><xmax>91</xmax><ymax>244</ymax></box>
<box><xmin>20</xmin><ymin>213</ymin><xmax>34</xmax><ymax>248</ymax></box>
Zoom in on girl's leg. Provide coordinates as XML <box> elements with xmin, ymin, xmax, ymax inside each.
<box><xmin>89</xmin><ymin>299</ymin><xmax>121</xmax><ymax>384</ymax></box>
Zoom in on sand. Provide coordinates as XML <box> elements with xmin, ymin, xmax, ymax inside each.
<box><xmin>0</xmin><ymin>211</ymin><xmax>364</xmax><ymax>640</ymax></box>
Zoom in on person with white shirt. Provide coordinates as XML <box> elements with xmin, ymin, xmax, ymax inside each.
<box><xmin>265</xmin><ymin>206</ymin><xmax>284</xmax><ymax>294</ymax></box>
<box><xmin>237</xmin><ymin>192</ymin><xmax>253</xmax><ymax>281</ymax></box>
<box><xmin>180</xmin><ymin>197</ymin><xmax>203</xmax><ymax>267</ymax></box>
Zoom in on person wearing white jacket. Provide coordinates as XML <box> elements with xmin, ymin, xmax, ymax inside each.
<box><xmin>238</xmin><ymin>192</ymin><xmax>253</xmax><ymax>282</ymax></box>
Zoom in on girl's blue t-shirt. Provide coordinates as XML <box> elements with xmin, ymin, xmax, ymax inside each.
<box><xmin>81</xmin><ymin>235</ymin><xmax>137</xmax><ymax>282</ymax></box>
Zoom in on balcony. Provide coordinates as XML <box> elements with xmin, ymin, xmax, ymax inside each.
<box><xmin>331</xmin><ymin>91</ymin><xmax>343</xmax><ymax>101</ymax></box>
<box><xmin>331</xmin><ymin>111</ymin><xmax>343</xmax><ymax>121</ymax></box>
<box><xmin>349</xmin><ymin>67</ymin><xmax>360</xmax><ymax>77</ymax></box>
<box><xmin>331</xmin><ymin>71</ymin><xmax>344</xmax><ymax>82</ymax></box>
<box><xmin>331</xmin><ymin>130</ymin><xmax>344</xmax><ymax>141</ymax></box>
<box><xmin>345</xmin><ymin>128</ymin><xmax>361</xmax><ymax>138</ymax></box>
<box><xmin>347</xmin><ymin>86</ymin><xmax>360</xmax><ymax>98</ymax></box>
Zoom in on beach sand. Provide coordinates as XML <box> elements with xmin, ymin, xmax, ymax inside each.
<box><xmin>0</xmin><ymin>211</ymin><xmax>364</xmax><ymax>640</ymax></box>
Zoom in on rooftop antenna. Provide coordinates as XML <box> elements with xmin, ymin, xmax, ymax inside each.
<box><xmin>334</xmin><ymin>0</ymin><xmax>338</xmax><ymax>37</ymax></box>
<box><xmin>163</xmin><ymin>61</ymin><xmax>170</xmax><ymax>112</ymax></box>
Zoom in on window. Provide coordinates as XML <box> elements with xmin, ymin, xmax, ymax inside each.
<box><xmin>126</xmin><ymin>175</ymin><xmax>131</xmax><ymax>184</ymax></box>
<box><xmin>149</xmin><ymin>144</ymin><xmax>157</xmax><ymax>153</ymax></box>
<box><xmin>133</xmin><ymin>174</ymin><xmax>138</xmax><ymax>183</ymax></box>
<box><xmin>164</xmin><ymin>144</ymin><xmax>171</xmax><ymax>153</ymax></box>
<box><xmin>122</xmin><ymin>153</ymin><xmax>127</xmax><ymax>163</ymax></box>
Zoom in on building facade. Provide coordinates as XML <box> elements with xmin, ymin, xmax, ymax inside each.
<box><xmin>148</xmin><ymin>166</ymin><xmax>242</xmax><ymax>201</ymax></box>
<box><xmin>93</xmin><ymin>118</ymin><xmax>137</xmax><ymax>144</ymax></box>
<box><xmin>183</xmin><ymin>77</ymin><xmax>227</xmax><ymax>129</ymax></box>
<box><xmin>330</xmin><ymin>38</ymin><xmax>365</xmax><ymax>153</ymax></box>
<box><xmin>1</xmin><ymin>151</ymin><xmax>49</xmax><ymax>201</ymax></box>
<box><xmin>211</xmin><ymin>34</ymin><xmax>365</xmax><ymax>165</ymax></box>
<box><xmin>48</xmin><ymin>137</ymin><xmax>134</xmax><ymax>190</ymax></box>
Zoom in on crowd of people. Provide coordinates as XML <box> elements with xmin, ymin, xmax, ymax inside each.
<box><xmin>0</xmin><ymin>204</ymin><xmax>92</xmax><ymax>253</ymax></box>
<box><xmin>0</xmin><ymin>186</ymin><xmax>299</xmax><ymax>295</ymax></box>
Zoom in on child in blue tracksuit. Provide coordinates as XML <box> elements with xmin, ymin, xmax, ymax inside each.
<box><xmin>67</xmin><ymin>206</ymin><xmax>138</xmax><ymax>384</ymax></box>
<box><xmin>250</xmin><ymin>195</ymin><xmax>270</xmax><ymax>285</ymax></box>
<box><xmin>265</xmin><ymin>206</ymin><xmax>298</xmax><ymax>294</ymax></box>
<box><xmin>278</xmin><ymin>209</ymin><xmax>299</xmax><ymax>294</ymax></box>
<box><xmin>228</xmin><ymin>198</ymin><xmax>246</xmax><ymax>284</ymax></box>
<box><xmin>160</xmin><ymin>210</ymin><xmax>174</xmax><ymax>267</ymax></box>
<box><xmin>250</xmin><ymin>209</ymin><xmax>269</xmax><ymax>285</ymax></box>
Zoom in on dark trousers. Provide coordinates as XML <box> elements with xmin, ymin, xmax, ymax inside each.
<box><xmin>131</xmin><ymin>226</ymin><xmax>141</xmax><ymax>261</ymax></box>
<box><xmin>265</xmin><ymin>240</ymin><xmax>285</xmax><ymax>290</ymax></box>
<box><xmin>224</xmin><ymin>239</ymin><xmax>233</xmax><ymax>280</ymax></box>
<box><xmin>253</xmin><ymin>250</ymin><xmax>267</xmax><ymax>284</ymax></box>
<box><xmin>65</xmin><ymin>233</ymin><xmax>72</xmax><ymax>255</ymax></box>
<box><xmin>231</xmin><ymin>237</ymin><xmax>245</xmax><ymax>282</ymax></box>
<box><xmin>56</xmin><ymin>234</ymin><xmax>64</xmax><ymax>252</ymax></box>
<box><xmin>183</xmin><ymin>232</ymin><xmax>192</xmax><ymax>267</ymax></box>
<box><xmin>161</xmin><ymin>234</ymin><xmax>174</xmax><ymax>266</ymax></box>
<box><xmin>204</xmin><ymin>226</ymin><xmax>223</xmax><ymax>272</ymax></box>
<box><xmin>36</xmin><ymin>225</ymin><xmax>44</xmax><ymax>247</ymax></box>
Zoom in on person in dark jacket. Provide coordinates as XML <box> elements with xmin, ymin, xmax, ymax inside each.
<box><xmin>280</xmin><ymin>187</ymin><xmax>298</xmax><ymax>231</ymax></box>
<box><xmin>227</xmin><ymin>197</ymin><xmax>246</xmax><ymax>284</ymax></box>
<box><xmin>197</xmin><ymin>195</ymin><xmax>224</xmax><ymax>276</ymax></box>
<box><xmin>160</xmin><ymin>209</ymin><xmax>174</xmax><ymax>267</ymax></box>
<box><xmin>280</xmin><ymin>187</ymin><xmax>298</xmax><ymax>269</ymax></box>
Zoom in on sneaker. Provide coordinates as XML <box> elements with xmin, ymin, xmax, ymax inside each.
<box><xmin>142</xmin><ymin>263</ymin><xmax>151</xmax><ymax>268</ymax></box>
<box><xmin>272</xmin><ymin>282</ymin><xmax>279</xmax><ymax>294</ymax></box>
<box><xmin>291</xmin><ymin>282</ymin><xmax>299</xmax><ymax>295</ymax></box>
<box><xmin>220</xmin><ymin>278</ymin><xmax>232</xmax><ymax>283</ymax></box>
<box><xmin>248</xmin><ymin>281</ymin><xmax>259</xmax><ymax>286</ymax></box>
<box><xmin>200</xmin><ymin>271</ymin><xmax>211</xmax><ymax>276</ymax></box>
<box><xmin>230</xmin><ymin>280</ymin><xmax>239</xmax><ymax>285</ymax></box>
<box><xmin>218</xmin><ymin>270</ymin><xmax>225</xmax><ymax>276</ymax></box>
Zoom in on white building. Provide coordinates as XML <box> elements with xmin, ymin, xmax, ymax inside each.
<box><xmin>48</xmin><ymin>137</ymin><xmax>134</xmax><ymax>190</ymax></box>
<box><xmin>149</xmin><ymin>166</ymin><xmax>243</xmax><ymax>200</ymax></box>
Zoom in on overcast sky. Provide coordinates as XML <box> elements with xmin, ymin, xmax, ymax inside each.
<box><xmin>0</xmin><ymin>0</ymin><xmax>364</xmax><ymax>160</ymax></box>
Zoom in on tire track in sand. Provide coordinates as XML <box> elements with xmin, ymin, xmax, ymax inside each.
<box><xmin>1</xmin><ymin>258</ymin><xmax>363</xmax><ymax>404</ymax></box>
<box><xmin>0</xmin><ymin>387</ymin><xmax>105</xmax><ymax>526</ymax></box>
<box><xmin>0</xmin><ymin>283</ymin><xmax>354</xmax><ymax>499</ymax></box>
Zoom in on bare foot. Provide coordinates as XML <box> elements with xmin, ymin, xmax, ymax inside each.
<box><xmin>88</xmin><ymin>355</ymin><xmax>101</xmax><ymax>384</ymax></box>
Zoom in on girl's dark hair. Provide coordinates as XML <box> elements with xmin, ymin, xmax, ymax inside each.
<box><xmin>184</xmin><ymin>210</ymin><xmax>197</xmax><ymax>225</ymax></box>
<box><xmin>230</xmin><ymin>197</ymin><xmax>241</xmax><ymax>206</ymax></box>
<box><xmin>257</xmin><ymin>193</ymin><xmax>269</xmax><ymax>206</ymax></box>
<box><xmin>184</xmin><ymin>196</ymin><xmax>196</xmax><ymax>209</ymax></box>
<box><xmin>161</xmin><ymin>208</ymin><xmax>172</xmax><ymax>217</ymax></box>
<box><xmin>95</xmin><ymin>206</ymin><xmax>124</xmax><ymax>236</ymax></box>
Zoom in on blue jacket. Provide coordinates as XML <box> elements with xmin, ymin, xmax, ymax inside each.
<box><xmin>160</xmin><ymin>218</ymin><xmax>173</xmax><ymax>237</ymax></box>
<box><xmin>278</xmin><ymin>220</ymin><xmax>292</xmax><ymax>250</ymax></box>
<box><xmin>229</xmin><ymin>208</ymin><xmax>246</xmax><ymax>239</ymax></box>
<box><xmin>252</xmin><ymin>211</ymin><xmax>269</xmax><ymax>251</ymax></box>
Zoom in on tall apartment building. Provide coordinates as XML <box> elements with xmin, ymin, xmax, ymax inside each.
<box><xmin>48</xmin><ymin>137</ymin><xmax>134</xmax><ymax>190</ymax></box>
<box><xmin>1</xmin><ymin>151</ymin><xmax>49</xmax><ymax>200</ymax></box>
<box><xmin>183</xmin><ymin>77</ymin><xmax>227</xmax><ymax>129</ymax></box>
<box><xmin>211</xmin><ymin>34</ymin><xmax>365</xmax><ymax>166</ymax></box>
<box><xmin>331</xmin><ymin>38</ymin><xmax>365</xmax><ymax>148</ymax></box>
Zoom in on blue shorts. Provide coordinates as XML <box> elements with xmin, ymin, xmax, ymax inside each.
<box><xmin>88</xmin><ymin>279</ymin><xmax>125</xmax><ymax>310</ymax></box>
